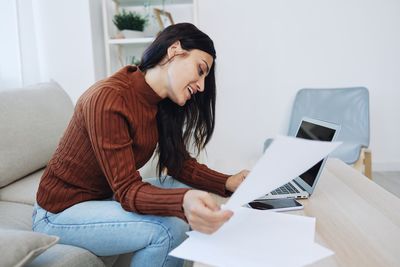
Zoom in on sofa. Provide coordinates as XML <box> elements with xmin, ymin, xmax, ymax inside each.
<box><xmin>0</xmin><ymin>82</ymin><xmax>135</xmax><ymax>267</ymax></box>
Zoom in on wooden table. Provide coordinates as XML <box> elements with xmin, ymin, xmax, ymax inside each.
<box><xmin>194</xmin><ymin>158</ymin><xmax>400</xmax><ymax>267</ymax></box>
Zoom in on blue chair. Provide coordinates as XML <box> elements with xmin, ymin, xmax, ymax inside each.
<box><xmin>266</xmin><ymin>87</ymin><xmax>372</xmax><ymax>179</ymax></box>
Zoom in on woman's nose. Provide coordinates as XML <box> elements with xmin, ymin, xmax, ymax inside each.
<box><xmin>196</xmin><ymin>78</ymin><xmax>205</xmax><ymax>92</ymax></box>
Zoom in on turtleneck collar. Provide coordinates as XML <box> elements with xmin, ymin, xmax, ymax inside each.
<box><xmin>126</xmin><ymin>65</ymin><xmax>163</xmax><ymax>106</ymax></box>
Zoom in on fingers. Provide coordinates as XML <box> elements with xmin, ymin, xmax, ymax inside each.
<box><xmin>190</xmin><ymin>209</ymin><xmax>233</xmax><ymax>234</ymax></box>
<box><xmin>193</xmin><ymin>193</ymin><xmax>232</xmax><ymax>223</ymax></box>
<box><xmin>239</xmin><ymin>170</ymin><xmax>250</xmax><ymax>182</ymax></box>
<box><xmin>193</xmin><ymin>204</ymin><xmax>233</xmax><ymax>224</ymax></box>
<box><xmin>199</xmin><ymin>192</ymin><xmax>220</xmax><ymax>212</ymax></box>
<box><xmin>183</xmin><ymin>190</ymin><xmax>234</xmax><ymax>234</ymax></box>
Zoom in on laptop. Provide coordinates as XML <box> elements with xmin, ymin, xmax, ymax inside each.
<box><xmin>261</xmin><ymin>117</ymin><xmax>340</xmax><ymax>200</ymax></box>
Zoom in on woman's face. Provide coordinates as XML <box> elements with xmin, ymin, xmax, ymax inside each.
<box><xmin>165</xmin><ymin>43</ymin><xmax>214</xmax><ymax>106</ymax></box>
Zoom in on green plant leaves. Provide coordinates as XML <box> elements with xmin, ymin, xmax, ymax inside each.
<box><xmin>113</xmin><ymin>9</ymin><xmax>148</xmax><ymax>31</ymax></box>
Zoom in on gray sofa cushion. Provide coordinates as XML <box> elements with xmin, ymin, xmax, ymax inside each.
<box><xmin>0</xmin><ymin>229</ymin><xmax>59</xmax><ymax>267</ymax></box>
<box><xmin>0</xmin><ymin>82</ymin><xmax>74</xmax><ymax>188</ymax></box>
<box><xmin>28</xmin><ymin>244</ymin><xmax>106</xmax><ymax>267</ymax></box>
<box><xmin>0</xmin><ymin>201</ymin><xmax>33</xmax><ymax>230</ymax></box>
<box><xmin>0</xmin><ymin>169</ymin><xmax>43</xmax><ymax>205</ymax></box>
<box><xmin>0</xmin><ymin>201</ymin><xmax>116</xmax><ymax>267</ymax></box>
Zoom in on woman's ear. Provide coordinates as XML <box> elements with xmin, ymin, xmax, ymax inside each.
<box><xmin>167</xmin><ymin>40</ymin><xmax>184</xmax><ymax>60</ymax></box>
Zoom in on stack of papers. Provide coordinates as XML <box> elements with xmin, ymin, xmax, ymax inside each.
<box><xmin>171</xmin><ymin>208</ymin><xmax>332</xmax><ymax>267</ymax></box>
<box><xmin>170</xmin><ymin>136</ymin><xmax>340</xmax><ymax>267</ymax></box>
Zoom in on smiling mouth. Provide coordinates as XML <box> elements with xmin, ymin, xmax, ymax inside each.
<box><xmin>187</xmin><ymin>86</ymin><xmax>194</xmax><ymax>95</ymax></box>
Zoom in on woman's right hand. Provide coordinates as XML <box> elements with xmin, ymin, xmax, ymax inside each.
<box><xmin>182</xmin><ymin>190</ymin><xmax>233</xmax><ymax>234</ymax></box>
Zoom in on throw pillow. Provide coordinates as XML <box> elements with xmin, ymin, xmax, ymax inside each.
<box><xmin>0</xmin><ymin>229</ymin><xmax>59</xmax><ymax>267</ymax></box>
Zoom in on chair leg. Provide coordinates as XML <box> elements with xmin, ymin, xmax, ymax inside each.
<box><xmin>353</xmin><ymin>152</ymin><xmax>364</xmax><ymax>172</ymax></box>
<box><xmin>353</xmin><ymin>148</ymin><xmax>372</xmax><ymax>180</ymax></box>
<box><xmin>364</xmin><ymin>149</ymin><xmax>372</xmax><ymax>180</ymax></box>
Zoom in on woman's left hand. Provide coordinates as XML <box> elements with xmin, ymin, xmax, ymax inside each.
<box><xmin>225</xmin><ymin>170</ymin><xmax>250</xmax><ymax>192</ymax></box>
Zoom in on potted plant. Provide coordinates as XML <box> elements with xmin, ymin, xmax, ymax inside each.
<box><xmin>113</xmin><ymin>9</ymin><xmax>148</xmax><ymax>38</ymax></box>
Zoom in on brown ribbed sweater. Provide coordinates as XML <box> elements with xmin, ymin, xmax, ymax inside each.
<box><xmin>36</xmin><ymin>66</ymin><xmax>230</xmax><ymax>220</ymax></box>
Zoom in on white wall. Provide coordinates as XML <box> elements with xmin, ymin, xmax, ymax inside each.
<box><xmin>32</xmin><ymin>0</ymin><xmax>98</xmax><ymax>103</ymax></box>
<box><xmin>89</xmin><ymin>0</ymin><xmax>106</xmax><ymax>83</ymax></box>
<box><xmin>0</xmin><ymin>0</ymin><xmax>22</xmax><ymax>88</ymax></box>
<box><xmin>17</xmin><ymin>0</ymin><xmax>41</xmax><ymax>87</ymax></box>
<box><xmin>1</xmin><ymin>0</ymin><xmax>399</xmax><ymax>172</ymax></box>
<box><xmin>0</xmin><ymin>0</ymin><xmax>104</xmax><ymax>103</ymax></box>
<box><xmin>197</xmin><ymin>0</ymin><xmax>400</xmax><ymax>172</ymax></box>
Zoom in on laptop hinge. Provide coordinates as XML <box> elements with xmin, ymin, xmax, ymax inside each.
<box><xmin>293</xmin><ymin>180</ymin><xmax>306</xmax><ymax>191</ymax></box>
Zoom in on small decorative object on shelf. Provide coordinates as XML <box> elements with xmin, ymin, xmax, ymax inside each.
<box><xmin>113</xmin><ymin>9</ymin><xmax>148</xmax><ymax>38</ymax></box>
<box><xmin>102</xmin><ymin>0</ymin><xmax>194</xmax><ymax>76</ymax></box>
<box><xmin>153</xmin><ymin>8</ymin><xmax>174</xmax><ymax>31</ymax></box>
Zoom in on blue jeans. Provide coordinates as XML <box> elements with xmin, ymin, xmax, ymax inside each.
<box><xmin>32</xmin><ymin>177</ymin><xmax>191</xmax><ymax>267</ymax></box>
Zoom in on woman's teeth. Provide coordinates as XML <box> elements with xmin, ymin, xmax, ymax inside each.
<box><xmin>188</xmin><ymin>86</ymin><xmax>194</xmax><ymax>95</ymax></box>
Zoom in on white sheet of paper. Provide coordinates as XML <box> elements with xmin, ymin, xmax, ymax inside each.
<box><xmin>169</xmin><ymin>136</ymin><xmax>339</xmax><ymax>267</ymax></box>
<box><xmin>225</xmin><ymin>135</ymin><xmax>341</xmax><ymax>209</ymax></box>
<box><xmin>170</xmin><ymin>207</ymin><xmax>333</xmax><ymax>267</ymax></box>
<box><xmin>187</xmin><ymin>206</ymin><xmax>316</xmax><ymax>243</ymax></box>
<box><xmin>171</xmin><ymin>237</ymin><xmax>332</xmax><ymax>267</ymax></box>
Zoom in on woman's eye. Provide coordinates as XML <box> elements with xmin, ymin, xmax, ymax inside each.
<box><xmin>198</xmin><ymin>67</ymin><xmax>204</xmax><ymax>76</ymax></box>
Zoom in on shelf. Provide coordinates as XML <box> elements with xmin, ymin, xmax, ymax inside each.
<box><xmin>108</xmin><ymin>37</ymin><xmax>155</xmax><ymax>44</ymax></box>
<box><xmin>103</xmin><ymin>0</ymin><xmax>195</xmax><ymax>75</ymax></box>
<box><xmin>114</xmin><ymin>0</ymin><xmax>192</xmax><ymax>7</ymax></box>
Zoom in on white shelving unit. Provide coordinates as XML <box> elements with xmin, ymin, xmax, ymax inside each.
<box><xmin>102</xmin><ymin>0</ymin><xmax>197</xmax><ymax>76</ymax></box>
<box><xmin>108</xmin><ymin>37</ymin><xmax>155</xmax><ymax>44</ymax></box>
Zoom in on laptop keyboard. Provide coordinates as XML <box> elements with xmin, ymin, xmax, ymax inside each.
<box><xmin>270</xmin><ymin>182</ymin><xmax>300</xmax><ymax>195</ymax></box>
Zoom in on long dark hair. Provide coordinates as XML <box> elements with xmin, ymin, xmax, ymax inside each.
<box><xmin>139</xmin><ymin>23</ymin><xmax>217</xmax><ymax>177</ymax></box>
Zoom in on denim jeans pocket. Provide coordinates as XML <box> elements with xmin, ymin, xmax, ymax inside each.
<box><xmin>32</xmin><ymin>207</ymin><xmax>37</xmax><ymax>221</ymax></box>
<box><xmin>32</xmin><ymin>204</ymin><xmax>48</xmax><ymax>230</ymax></box>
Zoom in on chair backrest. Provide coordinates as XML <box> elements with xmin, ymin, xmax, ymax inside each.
<box><xmin>288</xmin><ymin>87</ymin><xmax>370</xmax><ymax>164</ymax></box>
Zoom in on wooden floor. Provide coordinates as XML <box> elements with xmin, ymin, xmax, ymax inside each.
<box><xmin>373</xmin><ymin>171</ymin><xmax>400</xmax><ymax>198</ymax></box>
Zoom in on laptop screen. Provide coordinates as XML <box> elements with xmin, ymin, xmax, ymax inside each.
<box><xmin>296</xmin><ymin>120</ymin><xmax>337</xmax><ymax>187</ymax></box>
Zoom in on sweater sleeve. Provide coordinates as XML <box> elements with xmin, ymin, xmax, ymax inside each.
<box><xmin>167</xmin><ymin>153</ymin><xmax>232</xmax><ymax>197</ymax></box>
<box><xmin>83</xmin><ymin>88</ymin><xmax>189</xmax><ymax>220</ymax></box>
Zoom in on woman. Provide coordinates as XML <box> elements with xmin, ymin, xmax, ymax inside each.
<box><xmin>33</xmin><ymin>23</ymin><xmax>248</xmax><ymax>267</ymax></box>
